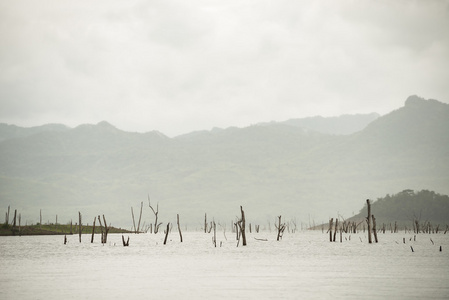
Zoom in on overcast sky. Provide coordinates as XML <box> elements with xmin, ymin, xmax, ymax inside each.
<box><xmin>1</xmin><ymin>0</ymin><xmax>448</xmax><ymax>137</ymax></box>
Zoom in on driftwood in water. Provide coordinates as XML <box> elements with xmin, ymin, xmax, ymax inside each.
<box><xmin>177</xmin><ymin>214</ymin><xmax>183</xmax><ymax>242</ymax></box>
<box><xmin>254</xmin><ymin>237</ymin><xmax>268</xmax><ymax>241</ymax></box>
<box><xmin>163</xmin><ymin>223</ymin><xmax>170</xmax><ymax>245</ymax></box>
<box><xmin>366</xmin><ymin>199</ymin><xmax>372</xmax><ymax>244</ymax></box>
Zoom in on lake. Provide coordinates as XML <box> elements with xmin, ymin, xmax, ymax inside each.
<box><xmin>1</xmin><ymin>230</ymin><xmax>448</xmax><ymax>299</ymax></box>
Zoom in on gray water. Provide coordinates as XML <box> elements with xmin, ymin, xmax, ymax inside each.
<box><xmin>1</xmin><ymin>231</ymin><xmax>448</xmax><ymax>299</ymax></box>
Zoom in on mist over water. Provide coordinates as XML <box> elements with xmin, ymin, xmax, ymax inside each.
<box><xmin>1</xmin><ymin>231</ymin><xmax>448</xmax><ymax>299</ymax></box>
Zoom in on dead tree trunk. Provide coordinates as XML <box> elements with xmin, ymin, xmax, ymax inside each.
<box><xmin>372</xmin><ymin>215</ymin><xmax>378</xmax><ymax>243</ymax></box>
<box><xmin>148</xmin><ymin>195</ymin><xmax>161</xmax><ymax>234</ymax></box>
<box><xmin>276</xmin><ymin>215</ymin><xmax>286</xmax><ymax>241</ymax></box>
<box><xmin>12</xmin><ymin>209</ymin><xmax>17</xmax><ymax>228</ymax></box>
<box><xmin>40</xmin><ymin>209</ymin><xmax>42</xmax><ymax>229</ymax></box>
<box><xmin>333</xmin><ymin>218</ymin><xmax>338</xmax><ymax>242</ymax></box>
<box><xmin>163</xmin><ymin>223</ymin><xmax>170</xmax><ymax>245</ymax></box>
<box><xmin>366</xmin><ymin>199</ymin><xmax>372</xmax><ymax>244</ymax></box>
<box><xmin>131</xmin><ymin>207</ymin><xmax>137</xmax><ymax>233</ymax></box>
<box><xmin>102</xmin><ymin>215</ymin><xmax>110</xmax><ymax>243</ymax></box>
<box><xmin>5</xmin><ymin>205</ymin><xmax>10</xmax><ymax>226</ymax></box>
<box><xmin>18</xmin><ymin>213</ymin><xmax>21</xmax><ymax>236</ymax></box>
<box><xmin>213</xmin><ymin>221</ymin><xmax>217</xmax><ymax>247</ymax></box>
<box><xmin>137</xmin><ymin>201</ymin><xmax>143</xmax><ymax>233</ymax></box>
<box><xmin>78</xmin><ymin>212</ymin><xmax>82</xmax><ymax>243</ymax></box>
<box><xmin>177</xmin><ymin>214</ymin><xmax>183</xmax><ymax>242</ymax></box>
<box><xmin>204</xmin><ymin>213</ymin><xmax>207</xmax><ymax>233</ymax></box>
<box><xmin>329</xmin><ymin>218</ymin><xmax>333</xmax><ymax>242</ymax></box>
<box><xmin>91</xmin><ymin>217</ymin><xmax>96</xmax><ymax>243</ymax></box>
<box><xmin>98</xmin><ymin>215</ymin><xmax>104</xmax><ymax>243</ymax></box>
<box><xmin>122</xmin><ymin>235</ymin><xmax>130</xmax><ymax>246</ymax></box>
<box><xmin>239</xmin><ymin>206</ymin><xmax>247</xmax><ymax>246</ymax></box>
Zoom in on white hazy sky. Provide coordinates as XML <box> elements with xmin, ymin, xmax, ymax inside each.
<box><xmin>1</xmin><ymin>0</ymin><xmax>448</xmax><ymax>137</ymax></box>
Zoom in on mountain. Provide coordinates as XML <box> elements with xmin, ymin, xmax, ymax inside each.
<box><xmin>0</xmin><ymin>96</ymin><xmax>448</xmax><ymax>228</ymax></box>
<box><xmin>0</xmin><ymin>123</ymin><xmax>70</xmax><ymax>142</ymax></box>
<box><xmin>279</xmin><ymin>113</ymin><xmax>380</xmax><ymax>135</ymax></box>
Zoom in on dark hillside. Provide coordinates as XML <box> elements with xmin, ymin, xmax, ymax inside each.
<box><xmin>350</xmin><ymin>190</ymin><xmax>449</xmax><ymax>227</ymax></box>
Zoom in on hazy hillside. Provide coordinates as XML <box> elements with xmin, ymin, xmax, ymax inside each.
<box><xmin>0</xmin><ymin>96</ymin><xmax>448</xmax><ymax>228</ymax></box>
<box><xmin>280</xmin><ymin>113</ymin><xmax>379</xmax><ymax>135</ymax></box>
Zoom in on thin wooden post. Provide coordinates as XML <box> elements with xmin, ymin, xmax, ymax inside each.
<box><xmin>329</xmin><ymin>218</ymin><xmax>333</xmax><ymax>242</ymax></box>
<box><xmin>18</xmin><ymin>213</ymin><xmax>21</xmax><ymax>236</ymax></box>
<box><xmin>78</xmin><ymin>212</ymin><xmax>82</xmax><ymax>243</ymax></box>
<box><xmin>131</xmin><ymin>207</ymin><xmax>137</xmax><ymax>233</ymax></box>
<box><xmin>213</xmin><ymin>221</ymin><xmax>217</xmax><ymax>247</ymax></box>
<box><xmin>177</xmin><ymin>214</ymin><xmax>183</xmax><ymax>242</ymax></box>
<box><xmin>137</xmin><ymin>201</ymin><xmax>143</xmax><ymax>233</ymax></box>
<box><xmin>13</xmin><ymin>209</ymin><xmax>17</xmax><ymax>228</ymax></box>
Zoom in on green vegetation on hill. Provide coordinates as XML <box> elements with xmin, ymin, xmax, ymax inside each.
<box><xmin>351</xmin><ymin>190</ymin><xmax>449</xmax><ymax>226</ymax></box>
<box><xmin>0</xmin><ymin>223</ymin><xmax>132</xmax><ymax>236</ymax></box>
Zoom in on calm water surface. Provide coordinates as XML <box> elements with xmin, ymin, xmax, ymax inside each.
<box><xmin>1</xmin><ymin>231</ymin><xmax>448</xmax><ymax>299</ymax></box>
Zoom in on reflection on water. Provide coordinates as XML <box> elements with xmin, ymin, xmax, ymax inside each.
<box><xmin>1</xmin><ymin>231</ymin><xmax>448</xmax><ymax>299</ymax></box>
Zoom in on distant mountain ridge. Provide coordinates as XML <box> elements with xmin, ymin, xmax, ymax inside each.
<box><xmin>0</xmin><ymin>112</ymin><xmax>378</xmax><ymax>142</ymax></box>
<box><xmin>0</xmin><ymin>96</ymin><xmax>448</xmax><ymax>227</ymax></box>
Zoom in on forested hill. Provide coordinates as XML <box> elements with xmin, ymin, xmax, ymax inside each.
<box><xmin>350</xmin><ymin>190</ymin><xmax>449</xmax><ymax>226</ymax></box>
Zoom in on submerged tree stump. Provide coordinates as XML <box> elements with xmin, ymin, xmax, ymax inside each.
<box><xmin>366</xmin><ymin>199</ymin><xmax>372</xmax><ymax>244</ymax></box>
<box><xmin>372</xmin><ymin>215</ymin><xmax>378</xmax><ymax>243</ymax></box>
<box><xmin>163</xmin><ymin>223</ymin><xmax>170</xmax><ymax>245</ymax></box>
<box><xmin>78</xmin><ymin>212</ymin><xmax>82</xmax><ymax>243</ymax></box>
<box><xmin>329</xmin><ymin>218</ymin><xmax>333</xmax><ymax>242</ymax></box>
<box><xmin>122</xmin><ymin>235</ymin><xmax>130</xmax><ymax>246</ymax></box>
